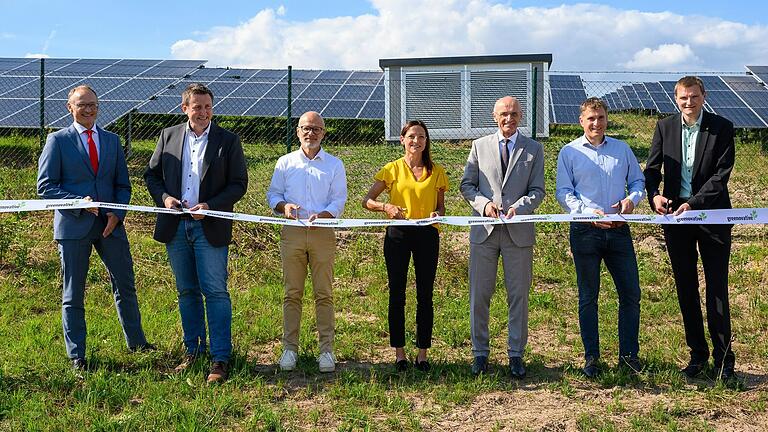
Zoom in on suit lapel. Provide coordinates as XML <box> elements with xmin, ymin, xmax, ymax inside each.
<box><xmin>504</xmin><ymin>137</ymin><xmax>526</xmax><ymax>185</ymax></box>
<box><xmin>169</xmin><ymin>124</ymin><xmax>186</xmax><ymax>196</ymax></box>
<box><xmin>490</xmin><ymin>136</ymin><xmax>504</xmax><ymax>185</ymax></box>
<box><xmin>95</xmin><ymin>126</ymin><xmax>110</xmax><ymax>178</ymax></box>
<box><xmin>669</xmin><ymin>115</ymin><xmax>683</xmax><ymax>164</ymax></box>
<box><xmin>692</xmin><ymin>113</ymin><xmax>710</xmax><ymax>178</ymax></box>
<box><xmin>200</xmin><ymin>122</ymin><xmax>220</xmax><ymax>184</ymax></box>
<box><xmin>68</xmin><ymin>125</ymin><xmax>96</xmax><ymax>176</ymax></box>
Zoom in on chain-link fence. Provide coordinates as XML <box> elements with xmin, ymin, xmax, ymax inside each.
<box><xmin>1</xmin><ymin>59</ymin><xmax>767</xmax><ymax>223</ymax></box>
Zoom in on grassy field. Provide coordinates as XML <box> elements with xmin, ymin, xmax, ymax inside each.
<box><xmin>1</xmin><ymin>114</ymin><xmax>767</xmax><ymax>431</ymax></box>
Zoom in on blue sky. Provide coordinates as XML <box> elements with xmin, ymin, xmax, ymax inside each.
<box><xmin>1</xmin><ymin>0</ymin><xmax>766</xmax><ymax>71</ymax></box>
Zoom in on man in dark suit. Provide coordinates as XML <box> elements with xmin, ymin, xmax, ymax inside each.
<box><xmin>37</xmin><ymin>85</ymin><xmax>152</xmax><ymax>371</ymax></box>
<box><xmin>644</xmin><ymin>76</ymin><xmax>736</xmax><ymax>380</ymax></box>
<box><xmin>460</xmin><ymin>96</ymin><xmax>545</xmax><ymax>378</ymax></box>
<box><xmin>144</xmin><ymin>83</ymin><xmax>248</xmax><ymax>384</ymax></box>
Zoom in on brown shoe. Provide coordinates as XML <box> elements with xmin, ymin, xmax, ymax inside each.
<box><xmin>174</xmin><ymin>354</ymin><xmax>197</xmax><ymax>373</ymax></box>
<box><xmin>207</xmin><ymin>361</ymin><xmax>229</xmax><ymax>384</ymax></box>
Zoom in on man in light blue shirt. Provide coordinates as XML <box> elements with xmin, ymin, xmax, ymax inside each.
<box><xmin>556</xmin><ymin>97</ymin><xmax>645</xmax><ymax>378</ymax></box>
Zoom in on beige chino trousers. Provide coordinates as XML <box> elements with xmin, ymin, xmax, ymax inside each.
<box><xmin>280</xmin><ymin>225</ymin><xmax>336</xmax><ymax>353</ymax></box>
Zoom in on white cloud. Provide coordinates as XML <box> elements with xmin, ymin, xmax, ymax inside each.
<box><xmin>24</xmin><ymin>53</ymin><xmax>50</xmax><ymax>58</ymax></box>
<box><xmin>42</xmin><ymin>30</ymin><xmax>57</xmax><ymax>54</ymax></box>
<box><xmin>0</xmin><ymin>32</ymin><xmax>14</xmax><ymax>40</ymax></box>
<box><xmin>169</xmin><ymin>1</ymin><xmax>768</xmax><ymax>72</ymax></box>
<box><xmin>623</xmin><ymin>44</ymin><xmax>698</xmax><ymax>70</ymax></box>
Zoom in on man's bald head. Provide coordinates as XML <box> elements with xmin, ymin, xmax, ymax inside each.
<box><xmin>493</xmin><ymin>96</ymin><xmax>522</xmax><ymax>138</ymax></box>
<box><xmin>297</xmin><ymin>111</ymin><xmax>326</xmax><ymax>157</ymax></box>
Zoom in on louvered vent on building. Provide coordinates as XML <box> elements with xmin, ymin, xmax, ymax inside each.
<box><xmin>470</xmin><ymin>70</ymin><xmax>528</xmax><ymax>128</ymax></box>
<box><xmin>404</xmin><ymin>72</ymin><xmax>461</xmax><ymax>129</ymax></box>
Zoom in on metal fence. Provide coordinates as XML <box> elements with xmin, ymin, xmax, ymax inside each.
<box><xmin>1</xmin><ymin>59</ymin><xmax>767</xmax><ymax>212</ymax></box>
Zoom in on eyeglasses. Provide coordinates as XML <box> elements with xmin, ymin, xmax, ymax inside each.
<box><xmin>73</xmin><ymin>103</ymin><xmax>99</xmax><ymax>110</ymax></box>
<box><xmin>298</xmin><ymin>125</ymin><xmax>324</xmax><ymax>134</ymax></box>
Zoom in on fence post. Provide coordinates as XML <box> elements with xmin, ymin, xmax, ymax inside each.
<box><xmin>39</xmin><ymin>58</ymin><xmax>45</xmax><ymax>150</ymax></box>
<box><xmin>285</xmin><ymin>65</ymin><xmax>292</xmax><ymax>154</ymax></box>
<box><xmin>531</xmin><ymin>66</ymin><xmax>538</xmax><ymax>140</ymax></box>
<box><xmin>125</xmin><ymin>110</ymin><xmax>133</xmax><ymax>159</ymax></box>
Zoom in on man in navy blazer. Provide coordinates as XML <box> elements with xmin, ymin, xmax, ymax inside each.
<box><xmin>37</xmin><ymin>85</ymin><xmax>151</xmax><ymax>371</ymax></box>
<box><xmin>644</xmin><ymin>76</ymin><xmax>736</xmax><ymax>381</ymax></box>
<box><xmin>144</xmin><ymin>83</ymin><xmax>248</xmax><ymax>384</ymax></box>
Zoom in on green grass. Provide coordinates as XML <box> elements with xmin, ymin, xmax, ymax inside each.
<box><xmin>1</xmin><ymin>115</ymin><xmax>767</xmax><ymax>430</ymax></box>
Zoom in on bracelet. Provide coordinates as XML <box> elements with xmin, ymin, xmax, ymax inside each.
<box><xmin>380</xmin><ymin>202</ymin><xmax>386</xmax><ymax>212</ymax></box>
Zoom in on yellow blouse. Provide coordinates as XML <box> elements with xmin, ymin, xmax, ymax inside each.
<box><xmin>374</xmin><ymin>158</ymin><xmax>449</xmax><ymax>220</ymax></box>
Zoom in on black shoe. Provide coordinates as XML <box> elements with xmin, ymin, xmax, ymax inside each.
<box><xmin>129</xmin><ymin>342</ymin><xmax>157</xmax><ymax>353</ymax></box>
<box><xmin>509</xmin><ymin>357</ymin><xmax>526</xmax><ymax>378</ymax></box>
<box><xmin>472</xmin><ymin>356</ymin><xmax>488</xmax><ymax>376</ymax></box>
<box><xmin>681</xmin><ymin>359</ymin><xmax>707</xmax><ymax>378</ymax></box>
<box><xmin>395</xmin><ymin>359</ymin><xmax>410</xmax><ymax>372</ymax></box>
<box><xmin>414</xmin><ymin>359</ymin><xmax>431</xmax><ymax>372</ymax></box>
<box><xmin>72</xmin><ymin>357</ymin><xmax>87</xmax><ymax>371</ymax></box>
<box><xmin>582</xmin><ymin>356</ymin><xmax>600</xmax><ymax>378</ymax></box>
<box><xmin>715</xmin><ymin>363</ymin><xmax>736</xmax><ymax>381</ymax></box>
<box><xmin>619</xmin><ymin>356</ymin><xmax>642</xmax><ymax>374</ymax></box>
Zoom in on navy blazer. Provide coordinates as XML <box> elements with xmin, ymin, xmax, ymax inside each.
<box><xmin>144</xmin><ymin>122</ymin><xmax>248</xmax><ymax>247</ymax></box>
<box><xmin>37</xmin><ymin>124</ymin><xmax>131</xmax><ymax>240</ymax></box>
<box><xmin>644</xmin><ymin>111</ymin><xmax>735</xmax><ymax>211</ymax></box>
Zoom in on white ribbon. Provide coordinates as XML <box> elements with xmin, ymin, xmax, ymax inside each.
<box><xmin>2</xmin><ymin>199</ymin><xmax>766</xmax><ymax>226</ymax></box>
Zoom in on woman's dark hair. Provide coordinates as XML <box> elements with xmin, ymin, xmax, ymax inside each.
<box><xmin>400</xmin><ymin>120</ymin><xmax>433</xmax><ymax>174</ymax></box>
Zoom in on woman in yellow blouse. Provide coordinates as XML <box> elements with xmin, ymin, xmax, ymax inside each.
<box><xmin>362</xmin><ymin>120</ymin><xmax>448</xmax><ymax>372</ymax></box>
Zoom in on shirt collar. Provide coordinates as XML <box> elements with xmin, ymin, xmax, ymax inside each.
<box><xmin>300</xmin><ymin>147</ymin><xmax>326</xmax><ymax>161</ymax></box>
<box><xmin>496</xmin><ymin>130</ymin><xmax>519</xmax><ymax>145</ymax></box>
<box><xmin>186</xmin><ymin>121</ymin><xmax>211</xmax><ymax>138</ymax></box>
<box><xmin>681</xmin><ymin>110</ymin><xmax>703</xmax><ymax>129</ymax></box>
<box><xmin>73</xmin><ymin>122</ymin><xmax>98</xmax><ymax>135</ymax></box>
<box><xmin>580</xmin><ymin>134</ymin><xmax>608</xmax><ymax>148</ymax></box>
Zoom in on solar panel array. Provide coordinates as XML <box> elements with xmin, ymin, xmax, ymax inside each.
<box><xmin>2</xmin><ymin>58</ymin><xmax>768</xmax><ymax>129</ymax></box>
<box><xmin>0</xmin><ymin>58</ymin><xmax>204</xmax><ymax>128</ymax></box>
<box><xmin>137</xmin><ymin>68</ymin><xmax>384</xmax><ymax>119</ymax></box>
<box><xmin>548</xmin><ymin>75</ymin><xmax>587</xmax><ymax>124</ymax></box>
<box><xmin>599</xmin><ymin>71</ymin><xmax>768</xmax><ymax>128</ymax></box>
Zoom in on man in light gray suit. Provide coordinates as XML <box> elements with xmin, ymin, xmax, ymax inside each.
<box><xmin>460</xmin><ymin>96</ymin><xmax>545</xmax><ymax>377</ymax></box>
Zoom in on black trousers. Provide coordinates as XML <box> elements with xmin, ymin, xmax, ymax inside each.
<box><xmin>384</xmin><ymin>225</ymin><xmax>439</xmax><ymax>349</ymax></box>
<box><xmin>663</xmin><ymin>222</ymin><xmax>734</xmax><ymax>367</ymax></box>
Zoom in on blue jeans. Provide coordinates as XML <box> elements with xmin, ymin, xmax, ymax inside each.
<box><xmin>569</xmin><ymin>223</ymin><xmax>640</xmax><ymax>359</ymax></box>
<box><xmin>166</xmin><ymin>219</ymin><xmax>231</xmax><ymax>362</ymax></box>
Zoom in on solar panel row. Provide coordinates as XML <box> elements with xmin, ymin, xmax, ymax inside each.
<box><xmin>549</xmin><ymin>74</ymin><xmax>587</xmax><ymax>124</ymax></box>
<box><xmin>598</xmin><ymin>75</ymin><xmax>768</xmax><ymax>128</ymax></box>
<box><xmin>2</xmin><ymin>58</ymin><xmax>768</xmax><ymax>129</ymax></box>
<box><xmin>136</xmin><ymin>68</ymin><xmax>385</xmax><ymax>119</ymax></box>
<box><xmin>0</xmin><ymin>58</ymin><xmax>204</xmax><ymax>127</ymax></box>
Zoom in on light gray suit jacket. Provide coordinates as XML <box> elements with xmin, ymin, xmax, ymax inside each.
<box><xmin>460</xmin><ymin>132</ymin><xmax>545</xmax><ymax>247</ymax></box>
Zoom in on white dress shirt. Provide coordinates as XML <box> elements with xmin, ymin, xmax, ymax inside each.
<box><xmin>181</xmin><ymin>122</ymin><xmax>211</xmax><ymax>207</ymax></box>
<box><xmin>73</xmin><ymin>121</ymin><xmax>100</xmax><ymax>159</ymax></box>
<box><xmin>267</xmin><ymin>147</ymin><xmax>348</xmax><ymax>219</ymax></box>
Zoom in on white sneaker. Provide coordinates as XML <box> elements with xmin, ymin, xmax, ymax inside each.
<box><xmin>279</xmin><ymin>349</ymin><xmax>298</xmax><ymax>371</ymax></box>
<box><xmin>318</xmin><ymin>351</ymin><xmax>336</xmax><ymax>373</ymax></box>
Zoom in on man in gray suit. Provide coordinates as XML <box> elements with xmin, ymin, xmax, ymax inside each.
<box><xmin>460</xmin><ymin>96</ymin><xmax>545</xmax><ymax>377</ymax></box>
<box><xmin>37</xmin><ymin>85</ymin><xmax>152</xmax><ymax>371</ymax></box>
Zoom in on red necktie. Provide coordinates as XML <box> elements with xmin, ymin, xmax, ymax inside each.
<box><xmin>85</xmin><ymin>129</ymin><xmax>98</xmax><ymax>174</ymax></box>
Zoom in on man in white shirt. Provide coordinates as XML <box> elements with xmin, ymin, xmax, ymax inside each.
<box><xmin>267</xmin><ymin>111</ymin><xmax>348</xmax><ymax>373</ymax></box>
